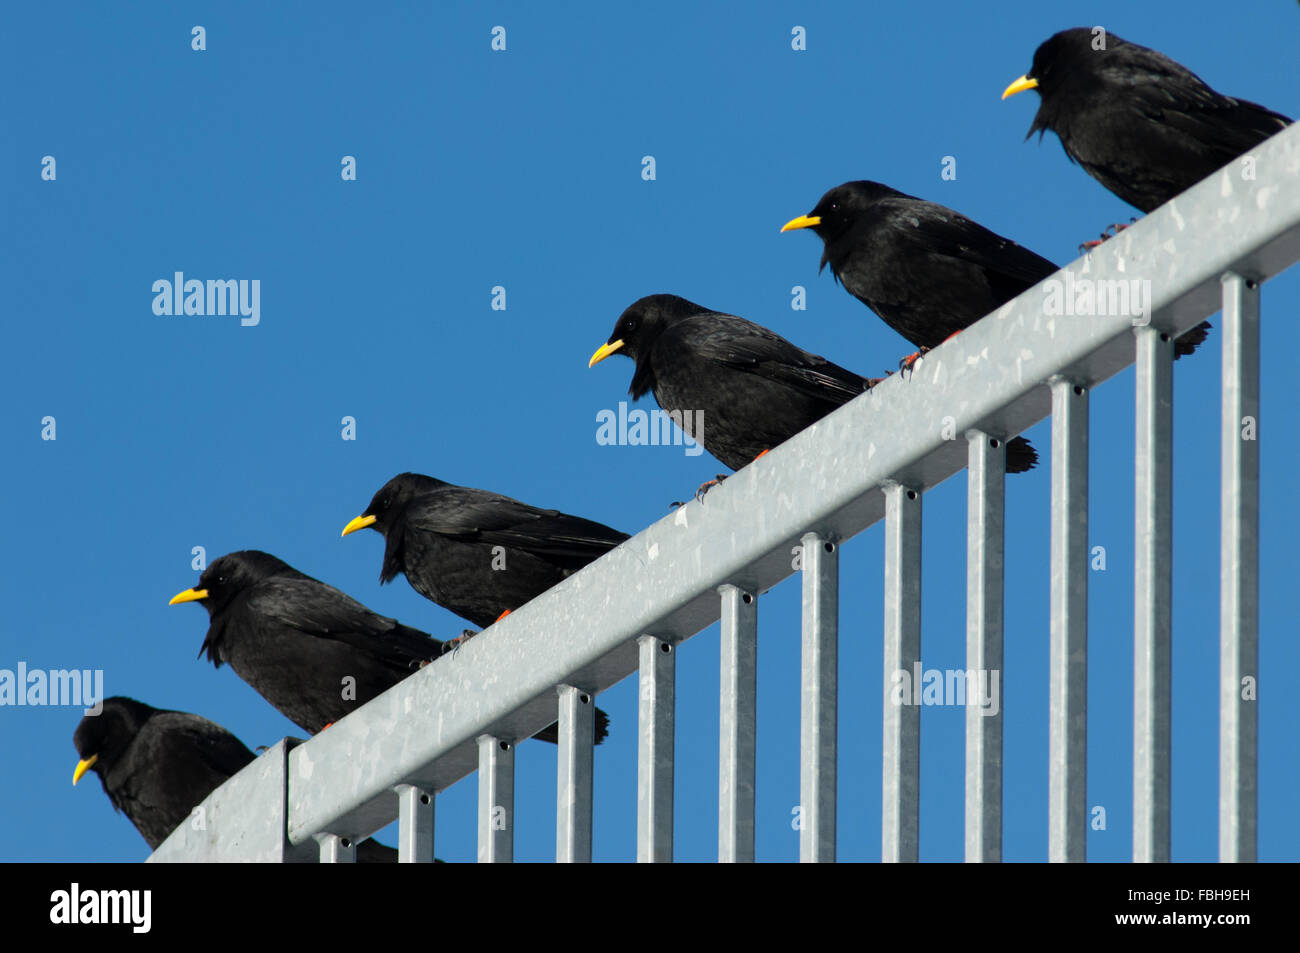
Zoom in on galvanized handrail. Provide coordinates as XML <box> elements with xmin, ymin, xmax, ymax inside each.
<box><xmin>150</xmin><ymin>122</ymin><xmax>1298</xmax><ymax>863</ymax></box>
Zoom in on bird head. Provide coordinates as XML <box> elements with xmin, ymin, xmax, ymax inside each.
<box><xmin>169</xmin><ymin>550</ymin><xmax>291</xmax><ymax>618</ymax></box>
<box><xmin>342</xmin><ymin>472</ymin><xmax>446</xmax><ymax>539</ymax></box>
<box><xmin>1003</xmin><ymin>27</ymin><xmax>1111</xmax><ymax>108</ymax></box>
<box><xmin>589</xmin><ymin>294</ymin><xmax>709</xmax><ymax>399</ymax></box>
<box><xmin>782</xmin><ymin>181</ymin><xmax>903</xmax><ymax>269</ymax></box>
<box><xmin>72</xmin><ymin>696</ymin><xmax>155</xmax><ymax>791</ymax></box>
<box><xmin>170</xmin><ymin>551</ymin><xmax>297</xmax><ymax>666</ymax></box>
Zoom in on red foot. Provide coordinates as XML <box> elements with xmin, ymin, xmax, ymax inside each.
<box><xmin>440</xmin><ymin>628</ymin><xmax>480</xmax><ymax>656</ymax></box>
<box><xmin>898</xmin><ymin>346</ymin><xmax>931</xmax><ymax>375</ymax></box>
<box><xmin>1078</xmin><ymin>220</ymin><xmax>1135</xmax><ymax>253</ymax></box>
<box><xmin>695</xmin><ymin>474</ymin><xmax>728</xmax><ymax>503</ymax></box>
<box><xmin>671</xmin><ymin>470</ymin><xmax>735</xmax><ymax>508</ymax></box>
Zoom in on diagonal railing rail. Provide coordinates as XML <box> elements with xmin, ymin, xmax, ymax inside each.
<box><xmin>150</xmin><ymin>122</ymin><xmax>1299</xmax><ymax>864</ymax></box>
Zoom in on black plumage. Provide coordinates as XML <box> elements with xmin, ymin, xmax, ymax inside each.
<box><xmin>1004</xmin><ymin>27</ymin><xmax>1291</xmax><ymax>213</ymax></box>
<box><xmin>784</xmin><ymin>181</ymin><xmax>1059</xmax><ymax>350</ymax></box>
<box><xmin>784</xmin><ymin>179</ymin><xmax>1208</xmax><ymax>358</ymax></box>
<box><xmin>172</xmin><ymin>551</ymin><xmax>442</xmax><ymax>734</ymax></box>
<box><xmin>344</xmin><ymin>473</ymin><xmax>629</xmax><ymax>629</ymax></box>
<box><xmin>589</xmin><ymin>293</ymin><xmax>1038</xmax><ymax>473</ymax></box>
<box><xmin>73</xmin><ymin>697</ymin><xmax>255</xmax><ymax>850</ymax></box>
<box><xmin>170</xmin><ymin>550</ymin><xmax>607</xmax><ymax>743</ymax></box>
<box><xmin>73</xmin><ymin>696</ymin><xmax>398</xmax><ymax>860</ymax></box>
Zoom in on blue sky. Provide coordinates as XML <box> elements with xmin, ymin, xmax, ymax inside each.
<box><xmin>3</xmin><ymin>2</ymin><xmax>1296</xmax><ymax>862</ymax></box>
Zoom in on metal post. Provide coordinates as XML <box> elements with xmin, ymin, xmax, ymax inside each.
<box><xmin>800</xmin><ymin>532</ymin><xmax>838</xmax><ymax>862</ymax></box>
<box><xmin>718</xmin><ymin>583</ymin><xmax>757</xmax><ymax>863</ymax></box>
<box><xmin>1220</xmin><ymin>272</ymin><xmax>1260</xmax><ymax>863</ymax></box>
<box><xmin>395</xmin><ymin>783</ymin><xmax>435</xmax><ymax>863</ymax></box>
<box><xmin>883</xmin><ymin>482</ymin><xmax>921</xmax><ymax>863</ymax></box>
<box><xmin>965</xmin><ymin>431</ymin><xmax>1004</xmax><ymax>863</ymax></box>
<box><xmin>477</xmin><ymin>735</ymin><xmax>514</xmax><ymax>863</ymax></box>
<box><xmin>637</xmin><ymin>635</ymin><xmax>675</xmax><ymax>863</ymax></box>
<box><xmin>555</xmin><ymin>684</ymin><xmax>595</xmax><ymax>863</ymax></box>
<box><xmin>1049</xmin><ymin>377</ymin><xmax>1088</xmax><ymax>863</ymax></box>
<box><xmin>1133</xmin><ymin>326</ymin><xmax>1173</xmax><ymax>863</ymax></box>
<box><xmin>315</xmin><ymin>832</ymin><xmax>356</xmax><ymax>864</ymax></box>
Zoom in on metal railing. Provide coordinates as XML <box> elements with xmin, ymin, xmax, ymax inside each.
<box><xmin>150</xmin><ymin>122</ymin><xmax>1299</xmax><ymax>864</ymax></box>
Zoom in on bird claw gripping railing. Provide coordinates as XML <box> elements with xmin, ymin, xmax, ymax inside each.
<box><xmin>150</xmin><ymin>123</ymin><xmax>1299</xmax><ymax>864</ymax></box>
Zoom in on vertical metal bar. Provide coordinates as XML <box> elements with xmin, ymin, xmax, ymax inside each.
<box><xmin>477</xmin><ymin>735</ymin><xmax>515</xmax><ymax>863</ymax></box>
<box><xmin>718</xmin><ymin>583</ymin><xmax>757</xmax><ymax>863</ymax></box>
<box><xmin>637</xmin><ymin>635</ymin><xmax>675</xmax><ymax>862</ymax></box>
<box><xmin>395</xmin><ymin>783</ymin><xmax>435</xmax><ymax>863</ymax></box>
<box><xmin>1133</xmin><ymin>326</ymin><xmax>1173</xmax><ymax>863</ymax></box>
<box><xmin>965</xmin><ymin>431</ymin><xmax>1004</xmax><ymax>863</ymax></box>
<box><xmin>315</xmin><ymin>833</ymin><xmax>356</xmax><ymax>864</ymax></box>
<box><xmin>1049</xmin><ymin>377</ymin><xmax>1089</xmax><ymax>863</ymax></box>
<box><xmin>1220</xmin><ymin>272</ymin><xmax>1260</xmax><ymax>863</ymax></box>
<box><xmin>555</xmin><ymin>684</ymin><xmax>595</xmax><ymax>863</ymax></box>
<box><xmin>800</xmin><ymin>532</ymin><xmax>838</xmax><ymax>862</ymax></box>
<box><xmin>882</xmin><ymin>482</ymin><xmax>921</xmax><ymax>863</ymax></box>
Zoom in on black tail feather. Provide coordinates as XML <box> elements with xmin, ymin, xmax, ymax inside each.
<box><xmin>1174</xmin><ymin>321</ymin><xmax>1212</xmax><ymax>359</ymax></box>
<box><xmin>533</xmin><ymin>706</ymin><xmax>611</xmax><ymax>745</ymax></box>
<box><xmin>1007</xmin><ymin>436</ymin><xmax>1039</xmax><ymax>474</ymax></box>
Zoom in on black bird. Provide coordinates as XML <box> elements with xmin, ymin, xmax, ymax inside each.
<box><xmin>170</xmin><ymin>550</ymin><xmax>607</xmax><ymax>743</ymax></box>
<box><xmin>783</xmin><ymin>181</ymin><xmax>1059</xmax><ymax>352</ymax></box>
<box><xmin>1002</xmin><ymin>27</ymin><xmax>1291</xmax><ymax>213</ymax></box>
<box><xmin>588</xmin><ymin>293</ymin><xmax>1038</xmax><ymax>474</ymax></box>
<box><xmin>73</xmin><ymin>696</ymin><xmax>398</xmax><ymax>860</ymax></box>
<box><xmin>343</xmin><ymin>473</ymin><xmax>629</xmax><ymax>630</ymax></box>
<box><xmin>73</xmin><ymin>697</ymin><xmax>256</xmax><ymax>851</ymax></box>
<box><xmin>782</xmin><ymin>180</ymin><xmax>1208</xmax><ymax>358</ymax></box>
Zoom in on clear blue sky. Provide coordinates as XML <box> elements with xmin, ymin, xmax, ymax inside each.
<box><xmin>3</xmin><ymin>2</ymin><xmax>1296</xmax><ymax>862</ymax></box>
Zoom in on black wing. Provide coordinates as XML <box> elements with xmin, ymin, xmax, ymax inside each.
<box><xmin>249</xmin><ymin>575</ymin><xmax>444</xmax><ymax>672</ymax></box>
<box><xmin>152</xmin><ymin>711</ymin><xmax>256</xmax><ymax>780</ymax></box>
<box><xmin>671</xmin><ymin>313</ymin><xmax>873</xmax><ymax>406</ymax></box>
<box><xmin>407</xmin><ymin>488</ymin><xmax>629</xmax><ymax>568</ymax></box>
<box><xmin>872</xmin><ymin>197</ymin><xmax>1059</xmax><ymax>299</ymax></box>
<box><xmin>1118</xmin><ymin>46</ymin><xmax>1291</xmax><ymax>158</ymax></box>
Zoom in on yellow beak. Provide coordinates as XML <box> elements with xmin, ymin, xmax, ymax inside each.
<box><xmin>73</xmin><ymin>754</ymin><xmax>98</xmax><ymax>785</ymax></box>
<box><xmin>169</xmin><ymin>587</ymin><xmax>209</xmax><ymax>606</ymax></box>
<box><xmin>588</xmin><ymin>339</ymin><xmax>625</xmax><ymax>368</ymax></box>
<box><xmin>1001</xmin><ymin>74</ymin><xmax>1039</xmax><ymax>100</ymax></box>
<box><xmin>781</xmin><ymin>214</ymin><xmax>821</xmax><ymax>233</ymax></box>
<box><xmin>341</xmin><ymin>514</ymin><xmax>377</xmax><ymax>537</ymax></box>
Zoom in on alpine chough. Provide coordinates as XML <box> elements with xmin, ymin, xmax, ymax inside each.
<box><xmin>589</xmin><ymin>293</ymin><xmax>1039</xmax><ymax>474</ymax></box>
<box><xmin>73</xmin><ymin>696</ymin><xmax>399</xmax><ymax>860</ymax></box>
<box><xmin>170</xmin><ymin>551</ymin><xmax>607</xmax><ymax>743</ymax></box>
<box><xmin>783</xmin><ymin>179</ymin><xmax>1209</xmax><ymax>358</ymax></box>
<box><xmin>1002</xmin><ymin>27</ymin><xmax>1291</xmax><ymax>213</ymax></box>
<box><xmin>342</xmin><ymin>473</ymin><xmax>629</xmax><ymax>630</ymax></box>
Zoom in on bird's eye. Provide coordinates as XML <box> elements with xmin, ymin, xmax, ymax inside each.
<box><xmin>382</xmin><ymin>497</ymin><xmax>391</xmax><ymax>509</ymax></box>
<box><xmin>217</xmin><ymin>575</ymin><xmax>226</xmax><ymax>585</ymax></box>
